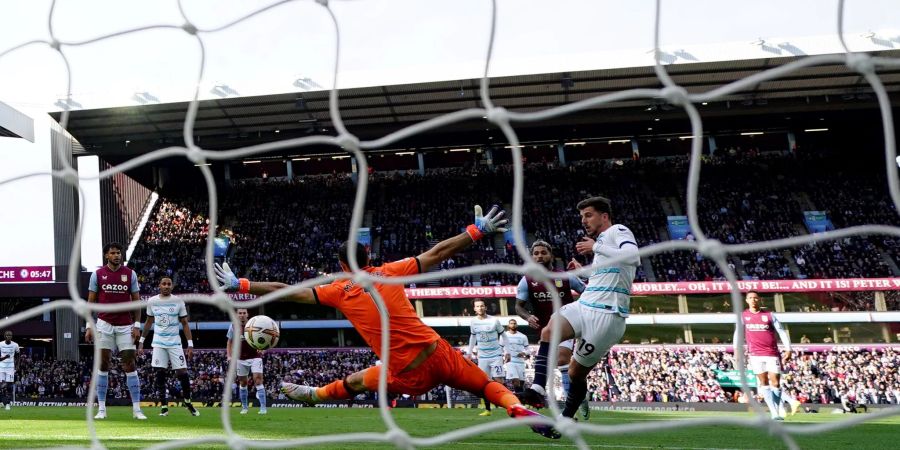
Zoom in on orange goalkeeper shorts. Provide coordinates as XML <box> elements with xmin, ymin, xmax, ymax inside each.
<box><xmin>362</xmin><ymin>339</ymin><xmax>491</xmax><ymax>396</ymax></box>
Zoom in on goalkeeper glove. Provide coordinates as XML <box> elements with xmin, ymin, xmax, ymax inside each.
<box><xmin>215</xmin><ymin>262</ymin><xmax>249</xmax><ymax>293</ymax></box>
<box><xmin>466</xmin><ymin>204</ymin><xmax>509</xmax><ymax>241</ymax></box>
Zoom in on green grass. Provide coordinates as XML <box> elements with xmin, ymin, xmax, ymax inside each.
<box><xmin>0</xmin><ymin>406</ymin><xmax>898</xmax><ymax>449</ymax></box>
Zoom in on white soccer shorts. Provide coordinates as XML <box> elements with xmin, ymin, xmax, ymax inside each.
<box><xmin>490</xmin><ymin>359</ymin><xmax>506</xmax><ymax>379</ymax></box>
<box><xmin>0</xmin><ymin>370</ymin><xmax>14</xmax><ymax>383</ymax></box>
<box><xmin>559</xmin><ymin>302</ymin><xmax>626</xmax><ymax>367</ymax></box>
<box><xmin>559</xmin><ymin>339</ymin><xmax>575</xmax><ymax>351</ymax></box>
<box><xmin>236</xmin><ymin>357</ymin><xmax>263</xmax><ymax>377</ymax></box>
<box><xmin>505</xmin><ymin>361</ymin><xmax>525</xmax><ymax>380</ymax></box>
<box><xmin>152</xmin><ymin>346</ymin><xmax>187</xmax><ymax>370</ymax></box>
<box><xmin>477</xmin><ymin>355</ymin><xmax>503</xmax><ymax>379</ymax></box>
<box><xmin>95</xmin><ymin>319</ymin><xmax>136</xmax><ymax>351</ymax></box>
<box><xmin>749</xmin><ymin>356</ymin><xmax>781</xmax><ymax>375</ymax></box>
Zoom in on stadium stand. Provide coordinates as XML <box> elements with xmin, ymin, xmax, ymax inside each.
<box><xmin>128</xmin><ymin>150</ymin><xmax>900</xmax><ymax>315</ymax></box>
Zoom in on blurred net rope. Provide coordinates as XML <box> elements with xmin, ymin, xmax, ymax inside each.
<box><xmin>1</xmin><ymin>0</ymin><xmax>899</xmax><ymax>449</ymax></box>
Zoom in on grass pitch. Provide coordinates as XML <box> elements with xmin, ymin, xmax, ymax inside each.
<box><xmin>0</xmin><ymin>406</ymin><xmax>898</xmax><ymax>449</ymax></box>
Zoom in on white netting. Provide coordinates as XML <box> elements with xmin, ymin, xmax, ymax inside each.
<box><xmin>1</xmin><ymin>0</ymin><xmax>899</xmax><ymax>449</ymax></box>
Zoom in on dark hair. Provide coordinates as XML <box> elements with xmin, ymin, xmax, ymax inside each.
<box><xmin>745</xmin><ymin>290</ymin><xmax>760</xmax><ymax>298</ymax></box>
<box><xmin>531</xmin><ymin>240</ymin><xmax>553</xmax><ymax>254</ymax></box>
<box><xmin>338</xmin><ymin>241</ymin><xmax>370</xmax><ymax>268</ymax></box>
<box><xmin>576</xmin><ymin>196</ymin><xmax>612</xmax><ymax>215</ymax></box>
<box><xmin>103</xmin><ymin>242</ymin><xmax>124</xmax><ymax>254</ymax></box>
<box><xmin>159</xmin><ymin>276</ymin><xmax>173</xmax><ymax>283</ymax></box>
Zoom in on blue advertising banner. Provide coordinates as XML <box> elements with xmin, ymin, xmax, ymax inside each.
<box><xmin>803</xmin><ymin>211</ymin><xmax>834</xmax><ymax>233</ymax></box>
<box><xmin>358</xmin><ymin>227</ymin><xmax>371</xmax><ymax>247</ymax></box>
<box><xmin>667</xmin><ymin>216</ymin><xmax>691</xmax><ymax>240</ymax></box>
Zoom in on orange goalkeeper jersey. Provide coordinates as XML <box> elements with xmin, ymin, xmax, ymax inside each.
<box><xmin>313</xmin><ymin>257</ymin><xmax>440</xmax><ymax>373</ymax></box>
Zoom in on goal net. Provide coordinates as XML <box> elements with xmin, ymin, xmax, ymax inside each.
<box><xmin>1</xmin><ymin>0</ymin><xmax>899</xmax><ymax>449</ymax></box>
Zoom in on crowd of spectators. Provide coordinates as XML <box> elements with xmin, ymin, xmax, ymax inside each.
<box><xmin>10</xmin><ymin>347</ymin><xmax>900</xmax><ymax>406</ymax></box>
<box><xmin>592</xmin><ymin>349</ymin><xmax>731</xmax><ymax>403</ymax></box>
<box><xmin>130</xmin><ymin>175</ymin><xmax>357</xmax><ymax>297</ymax></box>
<box><xmin>784</xmin><ymin>347</ymin><xmax>900</xmax><ymax>405</ymax></box>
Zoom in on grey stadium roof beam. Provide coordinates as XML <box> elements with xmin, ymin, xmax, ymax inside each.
<box><xmin>50</xmin><ymin>50</ymin><xmax>900</xmax><ymax>157</ymax></box>
<box><xmin>0</xmin><ymin>100</ymin><xmax>35</xmax><ymax>142</ymax></box>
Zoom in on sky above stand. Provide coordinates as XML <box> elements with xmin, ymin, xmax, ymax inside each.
<box><xmin>0</xmin><ymin>0</ymin><xmax>897</xmax><ymax>114</ymax></box>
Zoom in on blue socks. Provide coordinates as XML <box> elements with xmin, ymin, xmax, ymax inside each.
<box><xmin>760</xmin><ymin>386</ymin><xmax>777</xmax><ymax>418</ymax></box>
<box><xmin>96</xmin><ymin>371</ymin><xmax>109</xmax><ymax>406</ymax></box>
<box><xmin>256</xmin><ymin>385</ymin><xmax>267</xmax><ymax>411</ymax></box>
<box><xmin>771</xmin><ymin>388</ymin><xmax>783</xmax><ymax>413</ymax></box>
<box><xmin>126</xmin><ymin>371</ymin><xmax>142</xmax><ymax>411</ymax></box>
<box><xmin>97</xmin><ymin>371</ymin><xmax>141</xmax><ymax>412</ymax></box>
<box><xmin>239</xmin><ymin>386</ymin><xmax>249</xmax><ymax>409</ymax></box>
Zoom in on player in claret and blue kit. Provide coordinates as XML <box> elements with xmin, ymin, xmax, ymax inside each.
<box><xmin>733</xmin><ymin>291</ymin><xmax>793</xmax><ymax>420</ymax></box>
<box><xmin>226</xmin><ymin>308</ymin><xmax>268</xmax><ymax>415</ymax></box>
<box><xmin>85</xmin><ymin>242</ymin><xmax>146</xmax><ymax>420</ymax></box>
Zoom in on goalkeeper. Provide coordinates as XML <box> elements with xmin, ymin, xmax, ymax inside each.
<box><xmin>216</xmin><ymin>205</ymin><xmax>560</xmax><ymax>439</ymax></box>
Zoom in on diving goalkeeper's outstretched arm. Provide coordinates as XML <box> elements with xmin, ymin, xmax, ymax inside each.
<box><xmin>215</xmin><ymin>263</ymin><xmax>317</xmax><ymax>304</ymax></box>
<box><xmin>213</xmin><ymin>204</ymin><xmax>508</xmax><ymax>303</ymax></box>
<box><xmin>416</xmin><ymin>205</ymin><xmax>508</xmax><ymax>272</ymax></box>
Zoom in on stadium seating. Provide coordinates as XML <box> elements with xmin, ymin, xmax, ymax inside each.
<box><xmin>127</xmin><ymin>150</ymin><xmax>900</xmax><ymax>312</ymax></box>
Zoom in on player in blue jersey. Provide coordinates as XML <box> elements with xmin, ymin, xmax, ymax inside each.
<box><xmin>522</xmin><ymin>196</ymin><xmax>639</xmax><ymax>419</ymax></box>
<box><xmin>139</xmin><ymin>277</ymin><xmax>198</xmax><ymax>417</ymax></box>
<box><xmin>467</xmin><ymin>299</ymin><xmax>505</xmax><ymax>416</ymax></box>
<box><xmin>502</xmin><ymin>319</ymin><xmax>529</xmax><ymax>394</ymax></box>
<box><xmin>1</xmin><ymin>331</ymin><xmax>20</xmax><ymax>410</ymax></box>
<box><xmin>515</xmin><ymin>240</ymin><xmax>590</xmax><ymax>418</ymax></box>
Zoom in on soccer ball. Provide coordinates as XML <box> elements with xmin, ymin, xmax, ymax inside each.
<box><xmin>243</xmin><ymin>315</ymin><xmax>280</xmax><ymax>350</ymax></box>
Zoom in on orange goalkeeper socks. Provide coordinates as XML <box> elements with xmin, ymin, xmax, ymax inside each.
<box><xmin>484</xmin><ymin>381</ymin><xmax>519</xmax><ymax>410</ymax></box>
<box><xmin>316</xmin><ymin>379</ymin><xmax>353</xmax><ymax>401</ymax></box>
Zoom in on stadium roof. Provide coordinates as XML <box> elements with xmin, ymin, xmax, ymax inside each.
<box><xmin>52</xmin><ymin>50</ymin><xmax>900</xmax><ymax>158</ymax></box>
<box><xmin>0</xmin><ymin>101</ymin><xmax>34</xmax><ymax>142</ymax></box>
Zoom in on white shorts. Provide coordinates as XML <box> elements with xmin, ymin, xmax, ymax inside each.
<box><xmin>0</xmin><ymin>370</ymin><xmax>14</xmax><ymax>383</ymax></box>
<box><xmin>559</xmin><ymin>339</ymin><xmax>575</xmax><ymax>351</ymax></box>
<box><xmin>749</xmin><ymin>356</ymin><xmax>781</xmax><ymax>375</ymax></box>
<box><xmin>95</xmin><ymin>319</ymin><xmax>136</xmax><ymax>351</ymax></box>
<box><xmin>558</xmin><ymin>302</ymin><xmax>626</xmax><ymax>367</ymax></box>
<box><xmin>505</xmin><ymin>361</ymin><xmax>525</xmax><ymax>380</ymax></box>
<box><xmin>478</xmin><ymin>356</ymin><xmax>503</xmax><ymax>379</ymax></box>
<box><xmin>152</xmin><ymin>347</ymin><xmax>187</xmax><ymax>370</ymax></box>
<box><xmin>236</xmin><ymin>358</ymin><xmax>263</xmax><ymax>377</ymax></box>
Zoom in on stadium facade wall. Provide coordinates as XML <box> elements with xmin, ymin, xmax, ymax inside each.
<box><xmin>49</xmin><ymin>121</ymin><xmax>78</xmax><ymax>282</ymax></box>
<box><xmin>98</xmin><ymin>159</ymin><xmax>152</xmax><ymax>251</ymax></box>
